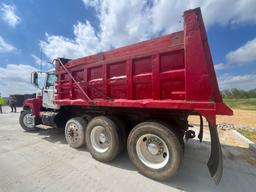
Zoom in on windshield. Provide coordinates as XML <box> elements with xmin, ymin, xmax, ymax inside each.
<box><xmin>46</xmin><ymin>73</ymin><xmax>56</xmax><ymax>87</ymax></box>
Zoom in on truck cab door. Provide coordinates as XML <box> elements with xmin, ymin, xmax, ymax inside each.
<box><xmin>42</xmin><ymin>72</ymin><xmax>59</xmax><ymax>109</ymax></box>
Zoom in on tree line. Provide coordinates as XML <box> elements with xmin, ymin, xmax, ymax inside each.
<box><xmin>221</xmin><ymin>89</ymin><xmax>256</xmax><ymax>99</ymax></box>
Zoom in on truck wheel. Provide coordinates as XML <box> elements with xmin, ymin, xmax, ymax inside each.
<box><xmin>65</xmin><ymin>117</ymin><xmax>86</xmax><ymax>148</ymax></box>
<box><xmin>127</xmin><ymin>121</ymin><xmax>183</xmax><ymax>181</ymax></box>
<box><xmin>85</xmin><ymin>116</ymin><xmax>124</xmax><ymax>162</ymax></box>
<box><xmin>19</xmin><ymin>110</ymin><xmax>38</xmax><ymax>131</ymax></box>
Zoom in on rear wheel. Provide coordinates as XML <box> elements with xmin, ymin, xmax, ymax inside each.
<box><xmin>19</xmin><ymin>110</ymin><xmax>38</xmax><ymax>131</ymax></box>
<box><xmin>127</xmin><ymin>121</ymin><xmax>183</xmax><ymax>181</ymax></box>
<box><xmin>85</xmin><ymin>116</ymin><xmax>125</xmax><ymax>162</ymax></box>
<box><xmin>65</xmin><ymin>117</ymin><xmax>86</xmax><ymax>148</ymax></box>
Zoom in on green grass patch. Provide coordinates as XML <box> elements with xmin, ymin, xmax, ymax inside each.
<box><xmin>239</xmin><ymin>130</ymin><xmax>256</xmax><ymax>143</ymax></box>
<box><xmin>224</xmin><ymin>98</ymin><xmax>256</xmax><ymax>110</ymax></box>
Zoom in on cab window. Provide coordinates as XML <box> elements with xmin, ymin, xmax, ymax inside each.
<box><xmin>46</xmin><ymin>73</ymin><xmax>56</xmax><ymax>87</ymax></box>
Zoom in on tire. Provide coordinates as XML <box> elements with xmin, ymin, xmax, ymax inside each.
<box><xmin>108</xmin><ymin>116</ymin><xmax>127</xmax><ymax>152</ymax></box>
<box><xmin>65</xmin><ymin>117</ymin><xmax>87</xmax><ymax>148</ymax></box>
<box><xmin>127</xmin><ymin>121</ymin><xmax>183</xmax><ymax>181</ymax></box>
<box><xmin>19</xmin><ymin>110</ymin><xmax>38</xmax><ymax>131</ymax></box>
<box><xmin>85</xmin><ymin>116</ymin><xmax>124</xmax><ymax>162</ymax></box>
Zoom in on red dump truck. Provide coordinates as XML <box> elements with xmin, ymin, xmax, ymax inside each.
<box><xmin>20</xmin><ymin>8</ymin><xmax>232</xmax><ymax>183</ymax></box>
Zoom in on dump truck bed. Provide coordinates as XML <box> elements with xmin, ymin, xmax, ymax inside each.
<box><xmin>53</xmin><ymin>8</ymin><xmax>234</xmax><ymax>184</ymax></box>
<box><xmin>55</xmin><ymin>8</ymin><xmax>232</xmax><ymax>118</ymax></box>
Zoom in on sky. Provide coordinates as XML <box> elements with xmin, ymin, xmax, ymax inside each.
<box><xmin>0</xmin><ymin>0</ymin><xmax>256</xmax><ymax>97</ymax></box>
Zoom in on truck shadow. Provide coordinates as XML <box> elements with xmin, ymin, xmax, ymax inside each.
<box><xmin>32</xmin><ymin>127</ymin><xmax>256</xmax><ymax>192</ymax></box>
<box><xmin>162</xmin><ymin>140</ymin><xmax>256</xmax><ymax>192</ymax></box>
<box><xmin>35</xmin><ymin>126</ymin><xmax>67</xmax><ymax>144</ymax></box>
<box><xmin>111</xmin><ymin>140</ymin><xmax>256</xmax><ymax>192</ymax></box>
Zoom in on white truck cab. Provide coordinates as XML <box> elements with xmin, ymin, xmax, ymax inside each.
<box><xmin>31</xmin><ymin>70</ymin><xmax>59</xmax><ymax>110</ymax></box>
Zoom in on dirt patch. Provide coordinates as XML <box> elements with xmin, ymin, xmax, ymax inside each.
<box><xmin>191</xmin><ymin>126</ymin><xmax>256</xmax><ymax>167</ymax></box>
<box><xmin>217</xmin><ymin>109</ymin><xmax>256</xmax><ymax>129</ymax></box>
<box><xmin>237</xmin><ymin>150</ymin><xmax>256</xmax><ymax>166</ymax></box>
<box><xmin>217</xmin><ymin>129</ymin><xmax>256</xmax><ymax>166</ymax></box>
<box><xmin>189</xmin><ymin>109</ymin><xmax>256</xmax><ymax>129</ymax></box>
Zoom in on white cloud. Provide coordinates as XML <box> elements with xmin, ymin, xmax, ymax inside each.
<box><xmin>40</xmin><ymin>21</ymin><xmax>101</xmax><ymax>59</ymax></box>
<box><xmin>0</xmin><ymin>3</ymin><xmax>21</xmax><ymax>27</ymax></box>
<box><xmin>213</xmin><ymin>36</ymin><xmax>256</xmax><ymax>70</ymax></box>
<box><xmin>214</xmin><ymin>63</ymin><xmax>226</xmax><ymax>70</ymax></box>
<box><xmin>0</xmin><ymin>36</ymin><xmax>16</xmax><ymax>53</ymax></box>
<box><xmin>218</xmin><ymin>74</ymin><xmax>256</xmax><ymax>90</ymax></box>
<box><xmin>0</xmin><ymin>64</ymin><xmax>38</xmax><ymax>96</ymax></box>
<box><xmin>196</xmin><ymin>0</ymin><xmax>256</xmax><ymax>26</ymax></box>
<box><xmin>82</xmin><ymin>0</ymin><xmax>101</xmax><ymax>8</ymax></box>
<box><xmin>31</xmin><ymin>54</ymin><xmax>52</xmax><ymax>69</ymax></box>
<box><xmin>226</xmin><ymin>38</ymin><xmax>256</xmax><ymax>65</ymax></box>
<box><xmin>40</xmin><ymin>0</ymin><xmax>256</xmax><ymax>60</ymax></box>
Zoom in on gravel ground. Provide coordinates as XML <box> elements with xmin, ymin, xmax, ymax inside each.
<box><xmin>0</xmin><ymin>106</ymin><xmax>256</xmax><ymax>192</ymax></box>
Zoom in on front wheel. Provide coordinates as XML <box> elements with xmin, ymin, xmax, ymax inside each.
<box><xmin>19</xmin><ymin>110</ymin><xmax>38</xmax><ymax>131</ymax></box>
<box><xmin>127</xmin><ymin>121</ymin><xmax>183</xmax><ymax>181</ymax></box>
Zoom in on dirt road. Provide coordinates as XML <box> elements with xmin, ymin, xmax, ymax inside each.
<box><xmin>0</xmin><ymin>108</ymin><xmax>256</xmax><ymax>192</ymax></box>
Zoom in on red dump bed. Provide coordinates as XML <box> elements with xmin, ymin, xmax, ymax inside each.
<box><xmin>55</xmin><ymin>8</ymin><xmax>232</xmax><ymax>122</ymax></box>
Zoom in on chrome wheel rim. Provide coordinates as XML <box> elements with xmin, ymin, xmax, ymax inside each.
<box><xmin>23</xmin><ymin>113</ymin><xmax>34</xmax><ymax>128</ymax></box>
<box><xmin>90</xmin><ymin>125</ymin><xmax>110</xmax><ymax>153</ymax></box>
<box><xmin>67</xmin><ymin>122</ymin><xmax>80</xmax><ymax>143</ymax></box>
<box><xmin>136</xmin><ymin>134</ymin><xmax>169</xmax><ymax>169</ymax></box>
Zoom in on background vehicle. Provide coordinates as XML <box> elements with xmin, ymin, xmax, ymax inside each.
<box><xmin>20</xmin><ymin>8</ymin><xmax>232</xmax><ymax>184</ymax></box>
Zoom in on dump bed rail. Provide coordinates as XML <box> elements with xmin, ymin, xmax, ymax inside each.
<box><xmin>55</xmin><ymin>8</ymin><xmax>232</xmax><ymax>117</ymax></box>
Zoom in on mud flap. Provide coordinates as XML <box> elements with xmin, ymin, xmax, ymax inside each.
<box><xmin>207</xmin><ymin>122</ymin><xmax>223</xmax><ymax>184</ymax></box>
<box><xmin>198</xmin><ymin>115</ymin><xmax>203</xmax><ymax>142</ymax></box>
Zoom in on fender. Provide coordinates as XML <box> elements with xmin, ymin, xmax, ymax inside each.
<box><xmin>22</xmin><ymin>96</ymin><xmax>42</xmax><ymax>116</ymax></box>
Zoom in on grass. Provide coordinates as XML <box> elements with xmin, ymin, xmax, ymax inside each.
<box><xmin>239</xmin><ymin>129</ymin><xmax>256</xmax><ymax>143</ymax></box>
<box><xmin>224</xmin><ymin>98</ymin><xmax>256</xmax><ymax>110</ymax></box>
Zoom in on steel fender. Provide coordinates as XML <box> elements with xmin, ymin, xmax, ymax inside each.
<box><xmin>207</xmin><ymin>122</ymin><xmax>223</xmax><ymax>184</ymax></box>
<box><xmin>22</xmin><ymin>97</ymin><xmax>42</xmax><ymax>116</ymax></box>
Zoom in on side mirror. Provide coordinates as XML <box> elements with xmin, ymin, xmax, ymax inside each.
<box><xmin>31</xmin><ymin>72</ymin><xmax>39</xmax><ymax>87</ymax></box>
